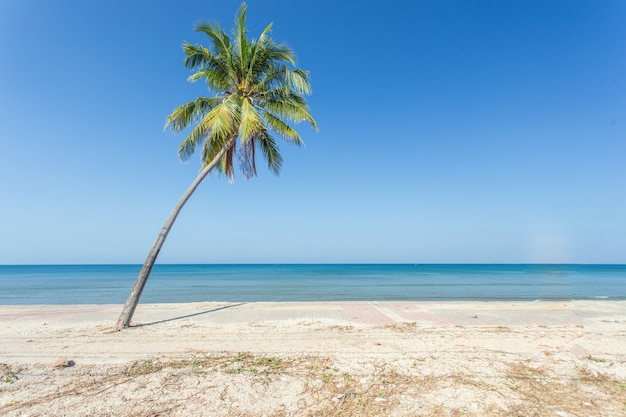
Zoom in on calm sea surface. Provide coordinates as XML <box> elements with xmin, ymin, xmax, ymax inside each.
<box><xmin>0</xmin><ymin>264</ymin><xmax>624</xmax><ymax>305</ymax></box>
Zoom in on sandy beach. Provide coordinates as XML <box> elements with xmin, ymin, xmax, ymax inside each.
<box><xmin>1</xmin><ymin>301</ymin><xmax>625</xmax><ymax>416</ymax></box>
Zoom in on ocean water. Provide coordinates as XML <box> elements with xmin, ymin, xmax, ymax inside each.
<box><xmin>0</xmin><ymin>264</ymin><xmax>624</xmax><ymax>305</ymax></box>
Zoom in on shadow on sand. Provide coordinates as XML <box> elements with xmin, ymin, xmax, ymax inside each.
<box><xmin>132</xmin><ymin>302</ymin><xmax>246</xmax><ymax>328</ymax></box>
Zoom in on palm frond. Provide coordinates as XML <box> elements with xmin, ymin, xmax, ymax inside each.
<box><xmin>201</xmin><ymin>130</ymin><xmax>236</xmax><ymax>173</ymax></box>
<box><xmin>203</xmin><ymin>95</ymin><xmax>241</xmax><ymax>138</ymax></box>
<box><xmin>257</xmin><ymin>22</ymin><xmax>273</xmax><ymax>47</ymax></box>
<box><xmin>237</xmin><ymin>136</ymin><xmax>257</xmax><ymax>179</ymax></box>
<box><xmin>266</xmin><ymin>42</ymin><xmax>295</xmax><ymax>66</ymax></box>
<box><xmin>254</xmin><ymin>63</ymin><xmax>292</xmax><ymax>94</ymax></box>
<box><xmin>187</xmin><ymin>68</ymin><xmax>230</xmax><ymax>91</ymax></box>
<box><xmin>261</xmin><ymin>66</ymin><xmax>312</xmax><ymax>95</ymax></box>
<box><xmin>286</xmin><ymin>68</ymin><xmax>312</xmax><ymax>95</ymax></box>
<box><xmin>182</xmin><ymin>43</ymin><xmax>212</xmax><ymax>70</ymax></box>
<box><xmin>195</xmin><ymin>21</ymin><xmax>231</xmax><ymax>59</ymax></box>
<box><xmin>239</xmin><ymin>98</ymin><xmax>262</xmax><ymax>144</ymax></box>
<box><xmin>222</xmin><ymin>143</ymin><xmax>236</xmax><ymax>181</ymax></box>
<box><xmin>165</xmin><ymin>97</ymin><xmax>222</xmax><ymax>133</ymax></box>
<box><xmin>263</xmin><ymin>112</ymin><xmax>302</xmax><ymax>145</ymax></box>
<box><xmin>178</xmin><ymin>122</ymin><xmax>208</xmax><ymax>161</ymax></box>
<box><xmin>264</xmin><ymin>95</ymin><xmax>317</xmax><ymax>130</ymax></box>
<box><xmin>200</xmin><ymin>131</ymin><xmax>219</xmax><ymax>166</ymax></box>
<box><xmin>184</xmin><ymin>43</ymin><xmax>233</xmax><ymax>91</ymax></box>
<box><xmin>233</xmin><ymin>3</ymin><xmax>249</xmax><ymax>76</ymax></box>
<box><xmin>246</xmin><ymin>22</ymin><xmax>272</xmax><ymax>81</ymax></box>
<box><xmin>256</xmin><ymin>132</ymin><xmax>282</xmax><ymax>175</ymax></box>
<box><xmin>165</xmin><ymin>101</ymin><xmax>196</xmax><ymax>133</ymax></box>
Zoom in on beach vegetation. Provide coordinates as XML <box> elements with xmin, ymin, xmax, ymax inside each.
<box><xmin>115</xmin><ymin>2</ymin><xmax>317</xmax><ymax>330</ymax></box>
<box><xmin>384</xmin><ymin>322</ymin><xmax>418</xmax><ymax>333</ymax></box>
<box><xmin>5</xmin><ymin>353</ymin><xmax>626</xmax><ymax>415</ymax></box>
<box><xmin>2</xmin><ymin>371</ymin><xmax>18</xmax><ymax>384</ymax></box>
<box><xmin>123</xmin><ymin>359</ymin><xmax>164</xmax><ymax>377</ymax></box>
<box><xmin>1</xmin><ymin>364</ymin><xmax>18</xmax><ymax>384</ymax></box>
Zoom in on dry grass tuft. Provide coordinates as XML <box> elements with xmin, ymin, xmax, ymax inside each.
<box><xmin>384</xmin><ymin>322</ymin><xmax>418</xmax><ymax>333</ymax></box>
<box><xmin>504</xmin><ymin>361</ymin><xmax>626</xmax><ymax>417</ymax></box>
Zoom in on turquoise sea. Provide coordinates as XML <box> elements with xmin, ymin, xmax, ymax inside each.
<box><xmin>0</xmin><ymin>264</ymin><xmax>624</xmax><ymax>305</ymax></box>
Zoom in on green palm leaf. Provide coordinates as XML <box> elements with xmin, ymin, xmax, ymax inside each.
<box><xmin>165</xmin><ymin>1</ymin><xmax>316</xmax><ymax>178</ymax></box>
<box><xmin>257</xmin><ymin>132</ymin><xmax>282</xmax><ymax>175</ymax></box>
<box><xmin>263</xmin><ymin>112</ymin><xmax>302</xmax><ymax>145</ymax></box>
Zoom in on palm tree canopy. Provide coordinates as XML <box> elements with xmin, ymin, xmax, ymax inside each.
<box><xmin>165</xmin><ymin>2</ymin><xmax>318</xmax><ymax>181</ymax></box>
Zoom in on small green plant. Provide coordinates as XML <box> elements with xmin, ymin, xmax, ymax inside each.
<box><xmin>124</xmin><ymin>360</ymin><xmax>162</xmax><ymax>377</ymax></box>
<box><xmin>226</xmin><ymin>367</ymin><xmax>244</xmax><ymax>375</ymax></box>
<box><xmin>220</xmin><ymin>352</ymin><xmax>286</xmax><ymax>375</ymax></box>
<box><xmin>3</xmin><ymin>373</ymin><xmax>18</xmax><ymax>384</ymax></box>
<box><xmin>1</xmin><ymin>364</ymin><xmax>18</xmax><ymax>384</ymax></box>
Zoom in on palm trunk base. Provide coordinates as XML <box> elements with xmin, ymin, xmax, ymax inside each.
<box><xmin>115</xmin><ymin>141</ymin><xmax>232</xmax><ymax>330</ymax></box>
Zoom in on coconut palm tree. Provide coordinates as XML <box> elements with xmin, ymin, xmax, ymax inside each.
<box><xmin>116</xmin><ymin>3</ymin><xmax>317</xmax><ymax>330</ymax></box>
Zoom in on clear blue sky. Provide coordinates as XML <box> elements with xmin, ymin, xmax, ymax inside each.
<box><xmin>1</xmin><ymin>0</ymin><xmax>624</xmax><ymax>264</ymax></box>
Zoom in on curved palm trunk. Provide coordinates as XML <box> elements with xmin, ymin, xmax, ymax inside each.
<box><xmin>116</xmin><ymin>138</ymin><xmax>235</xmax><ymax>330</ymax></box>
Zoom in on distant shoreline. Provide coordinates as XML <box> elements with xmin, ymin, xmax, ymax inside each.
<box><xmin>2</xmin><ymin>262</ymin><xmax>626</xmax><ymax>266</ymax></box>
<box><xmin>1</xmin><ymin>264</ymin><xmax>625</xmax><ymax>305</ymax></box>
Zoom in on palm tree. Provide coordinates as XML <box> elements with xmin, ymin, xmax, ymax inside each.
<box><xmin>116</xmin><ymin>3</ymin><xmax>317</xmax><ymax>330</ymax></box>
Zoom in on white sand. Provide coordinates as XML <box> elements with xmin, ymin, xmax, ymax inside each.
<box><xmin>1</xmin><ymin>301</ymin><xmax>625</xmax><ymax>416</ymax></box>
